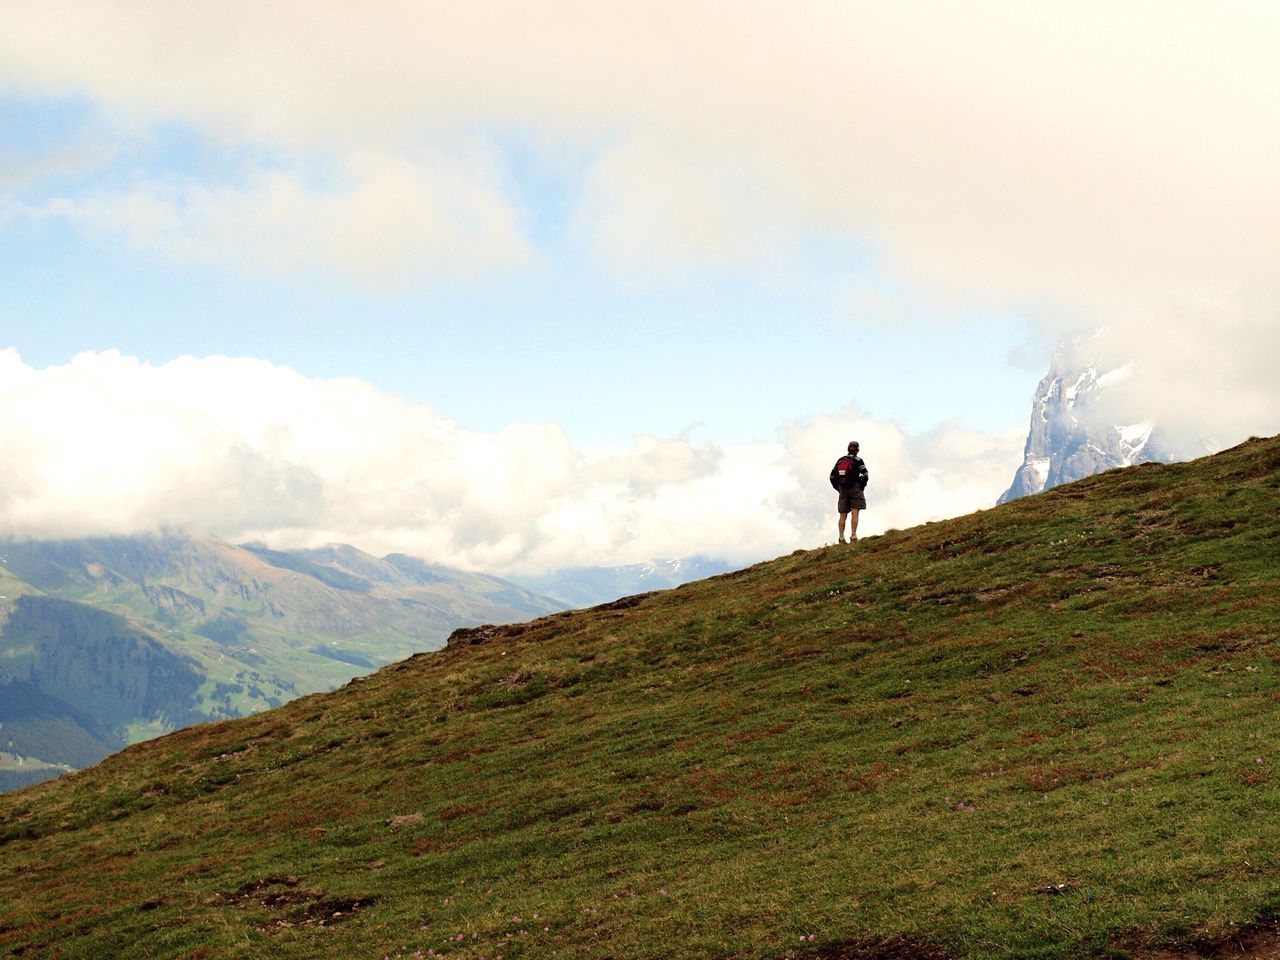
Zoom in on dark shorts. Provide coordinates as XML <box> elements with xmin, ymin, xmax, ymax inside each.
<box><xmin>838</xmin><ymin>488</ymin><xmax>866</xmax><ymax>512</ymax></box>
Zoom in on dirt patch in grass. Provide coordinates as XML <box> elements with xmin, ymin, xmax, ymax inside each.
<box><xmin>386</xmin><ymin>812</ymin><xmax>424</xmax><ymax>828</ymax></box>
<box><xmin>806</xmin><ymin>937</ymin><xmax>952</xmax><ymax>959</ymax></box>
<box><xmin>438</xmin><ymin>802</ymin><xmax>483</xmax><ymax>821</ymax></box>
<box><xmin>727</xmin><ymin>723</ymin><xmax>791</xmax><ymax>745</ymax></box>
<box><xmin>1130</xmin><ymin>921</ymin><xmax>1280</xmax><ymax>959</ymax></box>
<box><xmin>433</xmin><ymin>745</ymin><xmax>494</xmax><ymax>764</ymax></box>
<box><xmin>591</xmin><ymin>590</ymin><xmax>660</xmax><ymax>612</ymax></box>
<box><xmin>215</xmin><ymin>875</ymin><xmax>375</xmax><ymax>928</ymax></box>
<box><xmin>445</xmin><ymin>623</ymin><xmax>508</xmax><ymax>647</ymax></box>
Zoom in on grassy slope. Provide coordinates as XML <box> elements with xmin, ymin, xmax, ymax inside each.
<box><xmin>1</xmin><ymin>436</ymin><xmax>1279</xmax><ymax>960</ymax></box>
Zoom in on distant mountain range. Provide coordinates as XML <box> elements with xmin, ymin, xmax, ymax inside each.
<box><xmin>999</xmin><ymin>335</ymin><xmax>1174</xmax><ymax>503</ymax></box>
<box><xmin>509</xmin><ymin>556</ymin><xmax>737</xmax><ymax>608</ymax></box>
<box><xmin>0</xmin><ymin>533</ymin><xmax>562</xmax><ymax>790</ymax></box>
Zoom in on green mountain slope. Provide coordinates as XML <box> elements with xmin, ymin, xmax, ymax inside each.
<box><xmin>1</xmin><ymin>436</ymin><xmax>1278</xmax><ymax>959</ymax></box>
<box><xmin>3</xmin><ymin>594</ymin><xmax>205</xmax><ymax>727</ymax></box>
<box><xmin>0</xmin><ymin>534</ymin><xmax>562</xmax><ymax>787</ymax></box>
<box><xmin>0</xmin><ymin>674</ymin><xmax>123</xmax><ymax>791</ymax></box>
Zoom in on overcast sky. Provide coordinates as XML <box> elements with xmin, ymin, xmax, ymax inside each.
<box><xmin>2</xmin><ymin>2</ymin><xmax>1277</xmax><ymax>573</ymax></box>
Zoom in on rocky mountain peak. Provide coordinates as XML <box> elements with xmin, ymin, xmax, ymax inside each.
<box><xmin>999</xmin><ymin>334</ymin><xmax>1171</xmax><ymax>504</ymax></box>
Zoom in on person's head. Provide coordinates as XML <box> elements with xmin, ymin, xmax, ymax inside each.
<box><xmin>847</xmin><ymin>441</ymin><xmax>860</xmax><ymax>454</ymax></box>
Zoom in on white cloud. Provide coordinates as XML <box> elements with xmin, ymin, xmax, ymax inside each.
<box><xmin>0</xmin><ymin>141</ymin><xmax>115</xmax><ymax>190</ymax></box>
<box><xmin>572</xmin><ymin>138</ymin><xmax>802</xmax><ymax>284</ymax></box>
<box><xmin>0</xmin><ymin>350</ymin><xmax>1023</xmax><ymax>572</ymax></box>
<box><xmin>3</xmin><ymin>2</ymin><xmax>1277</xmax><ymax>311</ymax></box>
<box><xmin>39</xmin><ymin>152</ymin><xmax>531</xmax><ymax>288</ymax></box>
<box><xmin>1056</xmin><ymin>307</ymin><xmax>1280</xmax><ymax>459</ymax></box>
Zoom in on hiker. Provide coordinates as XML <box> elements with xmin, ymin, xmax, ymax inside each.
<box><xmin>829</xmin><ymin>441</ymin><xmax>869</xmax><ymax>544</ymax></box>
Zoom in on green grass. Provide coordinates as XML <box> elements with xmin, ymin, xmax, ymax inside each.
<box><xmin>2</xmin><ymin>436</ymin><xmax>1280</xmax><ymax>959</ymax></box>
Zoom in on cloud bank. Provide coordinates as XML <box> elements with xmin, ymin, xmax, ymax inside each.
<box><xmin>0</xmin><ymin>350</ymin><xmax>1019</xmax><ymax>572</ymax></box>
<box><xmin>39</xmin><ymin>151</ymin><xmax>531</xmax><ymax>287</ymax></box>
<box><xmin>4</xmin><ymin>2</ymin><xmax>1278</xmax><ymax>309</ymax></box>
<box><xmin>1037</xmin><ymin>308</ymin><xmax>1280</xmax><ymax>463</ymax></box>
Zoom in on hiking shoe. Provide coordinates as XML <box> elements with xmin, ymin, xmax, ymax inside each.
<box><xmin>838</xmin><ymin>537</ymin><xmax>847</xmax><ymax>544</ymax></box>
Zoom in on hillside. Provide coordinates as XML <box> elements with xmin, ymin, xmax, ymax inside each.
<box><xmin>0</xmin><ymin>534</ymin><xmax>561</xmax><ymax>786</ymax></box>
<box><xmin>1</xmin><ymin>436</ymin><xmax>1278</xmax><ymax>959</ymax></box>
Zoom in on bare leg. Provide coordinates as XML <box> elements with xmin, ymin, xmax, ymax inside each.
<box><xmin>838</xmin><ymin>512</ymin><xmax>849</xmax><ymax>543</ymax></box>
<box><xmin>848</xmin><ymin>509</ymin><xmax>860</xmax><ymax>540</ymax></box>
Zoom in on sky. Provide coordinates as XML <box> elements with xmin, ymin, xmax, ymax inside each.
<box><xmin>1</xmin><ymin>2</ymin><xmax>1278</xmax><ymax>574</ymax></box>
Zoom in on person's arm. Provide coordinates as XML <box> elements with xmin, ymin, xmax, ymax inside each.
<box><xmin>858</xmin><ymin>460</ymin><xmax>869</xmax><ymax>487</ymax></box>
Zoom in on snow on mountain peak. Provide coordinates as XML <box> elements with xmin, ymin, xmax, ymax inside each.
<box><xmin>1119</xmin><ymin>421</ymin><xmax>1154</xmax><ymax>445</ymax></box>
<box><xmin>998</xmin><ymin>339</ymin><xmax>1171</xmax><ymax>505</ymax></box>
<box><xmin>1097</xmin><ymin>364</ymin><xmax>1135</xmax><ymax>388</ymax></box>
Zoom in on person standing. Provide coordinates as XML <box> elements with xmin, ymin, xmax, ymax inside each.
<box><xmin>829</xmin><ymin>441</ymin><xmax>869</xmax><ymax>544</ymax></box>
